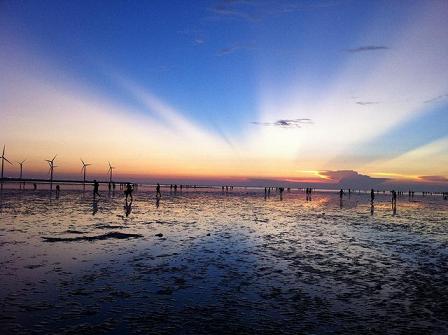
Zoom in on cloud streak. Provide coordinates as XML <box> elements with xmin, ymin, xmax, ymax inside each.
<box><xmin>251</xmin><ymin>118</ymin><xmax>313</xmax><ymax>128</ymax></box>
<box><xmin>209</xmin><ymin>0</ymin><xmax>350</xmax><ymax>22</ymax></box>
<box><xmin>346</xmin><ymin>46</ymin><xmax>389</xmax><ymax>53</ymax></box>
<box><xmin>423</xmin><ymin>93</ymin><xmax>448</xmax><ymax>104</ymax></box>
<box><xmin>319</xmin><ymin>170</ymin><xmax>389</xmax><ymax>188</ymax></box>
<box><xmin>217</xmin><ymin>43</ymin><xmax>255</xmax><ymax>56</ymax></box>
<box><xmin>356</xmin><ymin>101</ymin><xmax>380</xmax><ymax>106</ymax></box>
<box><xmin>418</xmin><ymin>175</ymin><xmax>448</xmax><ymax>183</ymax></box>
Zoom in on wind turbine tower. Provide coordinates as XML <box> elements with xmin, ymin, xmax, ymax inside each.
<box><xmin>1</xmin><ymin>145</ymin><xmax>13</xmax><ymax>181</ymax></box>
<box><xmin>17</xmin><ymin>159</ymin><xmax>26</xmax><ymax>179</ymax></box>
<box><xmin>107</xmin><ymin>161</ymin><xmax>115</xmax><ymax>183</ymax></box>
<box><xmin>45</xmin><ymin>155</ymin><xmax>57</xmax><ymax>191</ymax></box>
<box><xmin>81</xmin><ymin>159</ymin><xmax>91</xmax><ymax>189</ymax></box>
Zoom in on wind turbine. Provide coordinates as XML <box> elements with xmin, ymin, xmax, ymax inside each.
<box><xmin>45</xmin><ymin>155</ymin><xmax>57</xmax><ymax>191</ymax></box>
<box><xmin>81</xmin><ymin>159</ymin><xmax>91</xmax><ymax>188</ymax></box>
<box><xmin>107</xmin><ymin>161</ymin><xmax>115</xmax><ymax>183</ymax></box>
<box><xmin>17</xmin><ymin>159</ymin><xmax>26</xmax><ymax>190</ymax></box>
<box><xmin>1</xmin><ymin>145</ymin><xmax>13</xmax><ymax>181</ymax></box>
<box><xmin>17</xmin><ymin>159</ymin><xmax>26</xmax><ymax>179</ymax></box>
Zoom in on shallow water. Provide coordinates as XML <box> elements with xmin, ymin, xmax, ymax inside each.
<box><xmin>1</xmin><ymin>187</ymin><xmax>447</xmax><ymax>334</ymax></box>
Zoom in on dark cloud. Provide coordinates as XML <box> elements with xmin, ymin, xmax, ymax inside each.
<box><xmin>319</xmin><ymin>170</ymin><xmax>388</xmax><ymax>189</ymax></box>
<box><xmin>251</xmin><ymin>118</ymin><xmax>313</xmax><ymax>128</ymax></box>
<box><xmin>418</xmin><ymin>176</ymin><xmax>448</xmax><ymax>183</ymax></box>
<box><xmin>423</xmin><ymin>94</ymin><xmax>448</xmax><ymax>104</ymax></box>
<box><xmin>356</xmin><ymin>101</ymin><xmax>380</xmax><ymax>106</ymax></box>
<box><xmin>346</xmin><ymin>46</ymin><xmax>389</xmax><ymax>53</ymax></box>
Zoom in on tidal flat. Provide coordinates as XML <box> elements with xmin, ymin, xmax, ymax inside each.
<box><xmin>1</xmin><ymin>187</ymin><xmax>447</xmax><ymax>334</ymax></box>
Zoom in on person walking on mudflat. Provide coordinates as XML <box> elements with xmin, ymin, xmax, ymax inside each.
<box><xmin>93</xmin><ymin>180</ymin><xmax>100</xmax><ymax>199</ymax></box>
<box><xmin>124</xmin><ymin>183</ymin><xmax>133</xmax><ymax>201</ymax></box>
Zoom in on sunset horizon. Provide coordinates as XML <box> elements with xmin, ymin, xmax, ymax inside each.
<box><xmin>2</xmin><ymin>1</ymin><xmax>447</xmax><ymax>191</ymax></box>
<box><xmin>1</xmin><ymin>2</ymin><xmax>447</xmax><ymax>334</ymax></box>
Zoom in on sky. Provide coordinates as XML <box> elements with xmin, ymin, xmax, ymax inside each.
<box><xmin>1</xmin><ymin>0</ymin><xmax>447</xmax><ymax>190</ymax></box>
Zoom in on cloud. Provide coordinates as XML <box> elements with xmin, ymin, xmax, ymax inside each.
<box><xmin>345</xmin><ymin>46</ymin><xmax>389</xmax><ymax>53</ymax></box>
<box><xmin>210</xmin><ymin>1</ymin><xmax>259</xmax><ymax>21</ymax></box>
<box><xmin>251</xmin><ymin>118</ymin><xmax>313</xmax><ymax>128</ymax></box>
<box><xmin>418</xmin><ymin>175</ymin><xmax>448</xmax><ymax>183</ymax></box>
<box><xmin>356</xmin><ymin>101</ymin><xmax>380</xmax><ymax>106</ymax></box>
<box><xmin>177</xmin><ymin>29</ymin><xmax>206</xmax><ymax>45</ymax></box>
<box><xmin>423</xmin><ymin>94</ymin><xmax>448</xmax><ymax>104</ymax></box>
<box><xmin>209</xmin><ymin>0</ymin><xmax>348</xmax><ymax>22</ymax></box>
<box><xmin>217</xmin><ymin>43</ymin><xmax>255</xmax><ymax>55</ymax></box>
<box><xmin>319</xmin><ymin>170</ymin><xmax>388</xmax><ymax>188</ymax></box>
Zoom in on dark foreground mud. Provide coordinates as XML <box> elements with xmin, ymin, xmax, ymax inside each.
<box><xmin>1</xmin><ymin>188</ymin><xmax>447</xmax><ymax>334</ymax></box>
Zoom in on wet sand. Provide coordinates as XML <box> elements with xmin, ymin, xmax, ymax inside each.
<box><xmin>1</xmin><ymin>188</ymin><xmax>447</xmax><ymax>334</ymax></box>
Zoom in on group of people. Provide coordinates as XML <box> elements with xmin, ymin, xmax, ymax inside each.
<box><xmin>93</xmin><ymin>180</ymin><xmax>135</xmax><ymax>200</ymax></box>
<box><xmin>88</xmin><ymin>181</ymin><xmax>447</xmax><ymax>214</ymax></box>
<box><xmin>222</xmin><ymin>185</ymin><xmax>234</xmax><ymax>193</ymax></box>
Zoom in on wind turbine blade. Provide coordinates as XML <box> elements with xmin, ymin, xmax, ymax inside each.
<box><xmin>52</xmin><ymin>155</ymin><xmax>57</xmax><ymax>161</ymax></box>
<box><xmin>81</xmin><ymin>158</ymin><xmax>85</xmax><ymax>165</ymax></box>
<box><xmin>4</xmin><ymin>157</ymin><xmax>13</xmax><ymax>165</ymax></box>
<box><xmin>2</xmin><ymin>145</ymin><xmax>5</xmax><ymax>156</ymax></box>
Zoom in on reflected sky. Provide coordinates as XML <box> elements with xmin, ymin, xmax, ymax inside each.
<box><xmin>0</xmin><ymin>188</ymin><xmax>447</xmax><ymax>333</ymax></box>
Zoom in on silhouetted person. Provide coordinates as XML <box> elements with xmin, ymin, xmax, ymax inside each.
<box><xmin>108</xmin><ymin>182</ymin><xmax>111</xmax><ymax>192</ymax></box>
<box><xmin>339</xmin><ymin>189</ymin><xmax>344</xmax><ymax>199</ymax></box>
<box><xmin>156</xmin><ymin>183</ymin><xmax>161</xmax><ymax>198</ymax></box>
<box><xmin>391</xmin><ymin>190</ymin><xmax>397</xmax><ymax>213</ymax></box>
<box><xmin>93</xmin><ymin>180</ymin><xmax>100</xmax><ymax>199</ymax></box>
<box><xmin>174</xmin><ymin>184</ymin><xmax>177</xmax><ymax>193</ymax></box>
<box><xmin>33</xmin><ymin>183</ymin><xmax>37</xmax><ymax>190</ymax></box>
<box><xmin>306</xmin><ymin>187</ymin><xmax>312</xmax><ymax>201</ymax></box>
<box><xmin>279</xmin><ymin>187</ymin><xmax>284</xmax><ymax>200</ymax></box>
<box><xmin>391</xmin><ymin>190</ymin><xmax>397</xmax><ymax>204</ymax></box>
<box><xmin>55</xmin><ymin>185</ymin><xmax>60</xmax><ymax>198</ymax></box>
<box><xmin>370</xmin><ymin>189</ymin><xmax>375</xmax><ymax>203</ymax></box>
<box><xmin>124</xmin><ymin>183</ymin><xmax>133</xmax><ymax>201</ymax></box>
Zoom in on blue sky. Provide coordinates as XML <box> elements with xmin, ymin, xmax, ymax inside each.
<box><xmin>1</xmin><ymin>0</ymin><xmax>447</xmax><ymax>188</ymax></box>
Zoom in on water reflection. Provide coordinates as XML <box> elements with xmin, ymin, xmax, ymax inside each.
<box><xmin>124</xmin><ymin>199</ymin><xmax>132</xmax><ymax>217</ymax></box>
<box><xmin>92</xmin><ymin>199</ymin><xmax>98</xmax><ymax>215</ymax></box>
<box><xmin>0</xmin><ymin>188</ymin><xmax>447</xmax><ymax>334</ymax></box>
